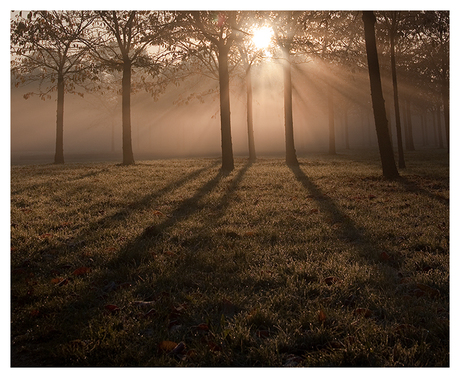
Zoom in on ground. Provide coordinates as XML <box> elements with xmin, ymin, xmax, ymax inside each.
<box><xmin>10</xmin><ymin>150</ymin><xmax>449</xmax><ymax>366</ymax></box>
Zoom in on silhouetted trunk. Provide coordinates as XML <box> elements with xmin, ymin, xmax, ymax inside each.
<box><xmin>362</xmin><ymin>11</ymin><xmax>399</xmax><ymax>179</ymax></box>
<box><xmin>218</xmin><ymin>43</ymin><xmax>234</xmax><ymax>171</ymax></box>
<box><xmin>441</xmin><ymin>36</ymin><xmax>449</xmax><ymax>149</ymax></box>
<box><xmin>404</xmin><ymin>98</ymin><xmax>415</xmax><ymax>151</ymax></box>
<box><xmin>328</xmin><ymin>84</ymin><xmax>336</xmax><ymax>155</ymax></box>
<box><xmin>283</xmin><ymin>47</ymin><xmax>299</xmax><ymax>166</ymax></box>
<box><xmin>246</xmin><ymin>66</ymin><xmax>256</xmax><ymax>162</ymax></box>
<box><xmin>54</xmin><ymin>72</ymin><xmax>65</xmax><ymax>164</ymax></box>
<box><xmin>437</xmin><ymin>104</ymin><xmax>444</xmax><ymax>148</ymax></box>
<box><xmin>388</xmin><ymin>23</ymin><xmax>405</xmax><ymax>168</ymax></box>
<box><xmin>421</xmin><ymin>111</ymin><xmax>428</xmax><ymax>147</ymax></box>
<box><xmin>344</xmin><ymin>108</ymin><xmax>350</xmax><ymax>149</ymax></box>
<box><xmin>122</xmin><ymin>57</ymin><xmax>135</xmax><ymax>165</ymax></box>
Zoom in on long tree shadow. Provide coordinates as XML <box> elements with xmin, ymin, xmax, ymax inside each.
<box><xmin>59</xmin><ymin>161</ymin><xmax>254</xmax><ymax>339</ymax></box>
<box><xmin>289</xmin><ymin>165</ymin><xmax>365</xmax><ymax>243</ymax></box>
<box><xmin>109</xmin><ymin>160</ymin><xmax>254</xmax><ymax>267</ymax></box>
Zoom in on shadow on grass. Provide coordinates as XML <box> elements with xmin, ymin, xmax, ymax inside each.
<box><xmin>56</xmin><ymin>160</ymin><xmax>254</xmax><ymax>345</ymax></box>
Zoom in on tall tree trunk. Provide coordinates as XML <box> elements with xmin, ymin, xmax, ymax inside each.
<box><xmin>421</xmin><ymin>111</ymin><xmax>428</xmax><ymax>147</ymax></box>
<box><xmin>436</xmin><ymin>104</ymin><xmax>444</xmax><ymax>149</ymax></box>
<box><xmin>344</xmin><ymin>108</ymin><xmax>350</xmax><ymax>149</ymax></box>
<box><xmin>431</xmin><ymin>108</ymin><xmax>438</xmax><ymax>147</ymax></box>
<box><xmin>218</xmin><ymin>43</ymin><xmax>234</xmax><ymax>171</ymax></box>
<box><xmin>246</xmin><ymin>66</ymin><xmax>256</xmax><ymax>162</ymax></box>
<box><xmin>122</xmin><ymin>58</ymin><xmax>135</xmax><ymax>165</ymax></box>
<box><xmin>389</xmin><ymin>23</ymin><xmax>405</xmax><ymax>168</ymax></box>
<box><xmin>362</xmin><ymin>11</ymin><xmax>399</xmax><ymax>179</ymax></box>
<box><xmin>54</xmin><ymin>72</ymin><xmax>65</xmax><ymax>164</ymax></box>
<box><xmin>441</xmin><ymin>34</ymin><xmax>449</xmax><ymax>149</ymax></box>
<box><xmin>328</xmin><ymin>83</ymin><xmax>336</xmax><ymax>154</ymax></box>
<box><xmin>283</xmin><ymin>47</ymin><xmax>299</xmax><ymax>166</ymax></box>
<box><xmin>405</xmin><ymin>98</ymin><xmax>415</xmax><ymax>151</ymax></box>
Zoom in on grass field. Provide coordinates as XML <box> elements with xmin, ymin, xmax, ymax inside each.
<box><xmin>10</xmin><ymin>150</ymin><xmax>449</xmax><ymax>367</ymax></box>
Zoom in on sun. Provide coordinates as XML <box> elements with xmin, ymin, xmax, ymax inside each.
<box><xmin>252</xmin><ymin>26</ymin><xmax>273</xmax><ymax>50</ymax></box>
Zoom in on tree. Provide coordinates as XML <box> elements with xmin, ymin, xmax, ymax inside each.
<box><xmin>182</xmin><ymin>11</ymin><xmax>251</xmax><ymax>171</ymax></box>
<box><xmin>272</xmin><ymin>11</ymin><xmax>313</xmax><ymax>166</ymax></box>
<box><xmin>383</xmin><ymin>11</ymin><xmax>405</xmax><ymax>168</ymax></box>
<box><xmin>417</xmin><ymin>11</ymin><xmax>449</xmax><ymax>148</ymax></box>
<box><xmin>362</xmin><ymin>11</ymin><xmax>399</xmax><ymax>179</ymax></box>
<box><xmin>11</xmin><ymin>11</ymin><xmax>94</xmax><ymax>164</ymax></box>
<box><xmin>87</xmin><ymin>11</ymin><xmax>177</xmax><ymax>165</ymax></box>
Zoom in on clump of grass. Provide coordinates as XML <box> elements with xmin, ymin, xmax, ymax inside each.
<box><xmin>11</xmin><ymin>151</ymin><xmax>449</xmax><ymax>366</ymax></box>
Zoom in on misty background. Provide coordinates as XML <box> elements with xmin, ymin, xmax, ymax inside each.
<box><xmin>12</xmin><ymin>58</ymin><xmax>429</xmax><ymax>165</ymax></box>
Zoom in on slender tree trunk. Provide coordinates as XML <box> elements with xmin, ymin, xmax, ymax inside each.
<box><xmin>441</xmin><ymin>36</ymin><xmax>449</xmax><ymax>149</ymax></box>
<box><xmin>442</xmin><ymin>95</ymin><xmax>449</xmax><ymax>149</ymax></box>
<box><xmin>218</xmin><ymin>43</ymin><xmax>234</xmax><ymax>171</ymax></box>
<box><xmin>362</xmin><ymin>11</ymin><xmax>399</xmax><ymax>179</ymax></box>
<box><xmin>344</xmin><ymin>108</ymin><xmax>350</xmax><ymax>149</ymax></box>
<box><xmin>111</xmin><ymin>120</ymin><xmax>115</xmax><ymax>153</ymax></box>
<box><xmin>122</xmin><ymin>58</ymin><xmax>135</xmax><ymax>165</ymax></box>
<box><xmin>405</xmin><ymin>98</ymin><xmax>415</xmax><ymax>151</ymax></box>
<box><xmin>389</xmin><ymin>29</ymin><xmax>405</xmax><ymax>168</ymax></box>
<box><xmin>54</xmin><ymin>72</ymin><xmax>65</xmax><ymax>164</ymax></box>
<box><xmin>437</xmin><ymin>104</ymin><xmax>444</xmax><ymax>148</ymax></box>
<box><xmin>246</xmin><ymin>66</ymin><xmax>256</xmax><ymax>162</ymax></box>
<box><xmin>283</xmin><ymin>47</ymin><xmax>299</xmax><ymax>166</ymax></box>
<box><xmin>328</xmin><ymin>84</ymin><xmax>336</xmax><ymax>155</ymax></box>
<box><xmin>432</xmin><ymin>109</ymin><xmax>439</xmax><ymax>147</ymax></box>
<box><xmin>421</xmin><ymin>111</ymin><xmax>428</xmax><ymax>147</ymax></box>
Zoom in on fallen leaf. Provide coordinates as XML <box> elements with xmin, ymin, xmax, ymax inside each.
<box><xmin>310</xmin><ymin>208</ymin><xmax>319</xmax><ymax>214</ymax></box>
<box><xmin>318</xmin><ymin>309</ymin><xmax>327</xmax><ymax>323</ymax></box>
<box><xmin>39</xmin><ymin>233</ymin><xmax>53</xmax><ymax>239</ymax></box>
<box><xmin>195</xmin><ymin>323</ymin><xmax>209</xmax><ymax>331</ymax></box>
<box><xmin>416</xmin><ymin>283</ymin><xmax>440</xmax><ymax>297</ymax></box>
<box><xmin>158</xmin><ymin>340</ymin><xmax>178</xmax><ymax>353</ymax></box>
<box><xmin>30</xmin><ymin>309</ymin><xmax>40</xmax><ymax>317</ymax></box>
<box><xmin>368</xmin><ymin>194</ymin><xmax>377</xmax><ymax>199</ymax></box>
<box><xmin>72</xmin><ymin>266</ymin><xmax>91</xmax><ymax>276</ymax></box>
<box><xmin>380</xmin><ymin>251</ymin><xmax>390</xmax><ymax>261</ymax></box>
<box><xmin>104</xmin><ymin>304</ymin><xmax>120</xmax><ymax>313</ymax></box>
<box><xmin>152</xmin><ymin>210</ymin><xmax>165</xmax><ymax>217</ymax></box>
<box><xmin>51</xmin><ymin>277</ymin><xmax>63</xmax><ymax>284</ymax></box>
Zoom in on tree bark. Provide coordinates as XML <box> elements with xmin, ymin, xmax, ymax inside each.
<box><xmin>122</xmin><ymin>57</ymin><xmax>135</xmax><ymax>165</ymax></box>
<box><xmin>283</xmin><ymin>47</ymin><xmax>299</xmax><ymax>166</ymax></box>
<box><xmin>436</xmin><ymin>104</ymin><xmax>444</xmax><ymax>149</ymax></box>
<box><xmin>405</xmin><ymin>98</ymin><xmax>415</xmax><ymax>151</ymax></box>
<box><xmin>218</xmin><ymin>43</ymin><xmax>234</xmax><ymax>171</ymax></box>
<box><xmin>344</xmin><ymin>108</ymin><xmax>350</xmax><ymax>149</ymax></box>
<box><xmin>389</xmin><ymin>20</ymin><xmax>405</xmax><ymax>168</ymax></box>
<box><xmin>362</xmin><ymin>11</ymin><xmax>399</xmax><ymax>179</ymax></box>
<box><xmin>246</xmin><ymin>66</ymin><xmax>256</xmax><ymax>162</ymax></box>
<box><xmin>328</xmin><ymin>84</ymin><xmax>336</xmax><ymax>155</ymax></box>
<box><xmin>54</xmin><ymin>72</ymin><xmax>65</xmax><ymax>164</ymax></box>
<box><xmin>441</xmin><ymin>31</ymin><xmax>449</xmax><ymax>149</ymax></box>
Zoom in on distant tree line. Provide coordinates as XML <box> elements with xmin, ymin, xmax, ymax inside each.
<box><xmin>11</xmin><ymin>10</ymin><xmax>449</xmax><ymax>178</ymax></box>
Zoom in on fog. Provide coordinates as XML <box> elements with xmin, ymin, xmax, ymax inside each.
<box><xmin>11</xmin><ymin>57</ymin><xmax>441</xmax><ymax>165</ymax></box>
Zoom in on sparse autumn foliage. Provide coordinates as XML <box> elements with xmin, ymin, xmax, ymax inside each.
<box><xmin>11</xmin><ymin>11</ymin><xmax>95</xmax><ymax>164</ymax></box>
